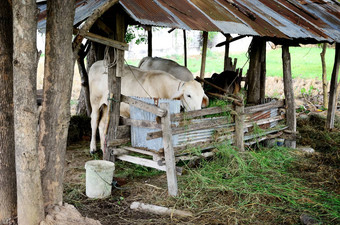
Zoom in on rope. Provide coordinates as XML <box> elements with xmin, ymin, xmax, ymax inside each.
<box><xmin>124</xmin><ymin>59</ymin><xmax>153</xmax><ymax>99</ymax></box>
<box><xmin>94</xmin><ymin>170</ymin><xmax>128</xmax><ymax>190</ymax></box>
<box><xmin>103</xmin><ymin>46</ymin><xmax>117</xmax><ymax>74</ymax></box>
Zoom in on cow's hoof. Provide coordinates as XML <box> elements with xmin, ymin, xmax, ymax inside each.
<box><xmin>90</xmin><ymin>150</ymin><xmax>96</xmax><ymax>155</ymax></box>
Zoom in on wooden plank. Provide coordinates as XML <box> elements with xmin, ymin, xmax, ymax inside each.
<box><xmin>244</xmin><ymin>100</ymin><xmax>284</xmax><ymax>114</ymax></box>
<box><xmin>183</xmin><ymin>30</ymin><xmax>187</xmax><ymax>67</ymax></box>
<box><xmin>148</xmin><ymin>114</ymin><xmax>285</xmax><ymax>141</ymax></box>
<box><xmin>160</xmin><ymin>103</ymin><xmax>178</xmax><ymax>196</ymax></box>
<box><xmin>200</xmin><ymin>31</ymin><xmax>208</xmax><ymax>79</ymax></box>
<box><xmin>147</xmin><ymin>26</ymin><xmax>152</xmax><ymax>57</ymax></box>
<box><xmin>117</xmin><ymin>154</ymin><xmax>167</xmax><ymax>171</ymax></box>
<box><xmin>106</xmin><ymin>138</ymin><xmax>130</xmax><ymax>147</ymax></box>
<box><xmin>147</xmin><ymin>117</ymin><xmax>234</xmax><ymax>140</ymax></box>
<box><xmin>326</xmin><ymin>43</ymin><xmax>340</xmax><ymax>129</ymax></box>
<box><xmin>121</xmin><ymin>95</ymin><xmax>167</xmax><ymax>117</ymax></box>
<box><xmin>104</xmin><ymin>12</ymin><xmax>125</xmax><ymax>161</ymax></box>
<box><xmin>116</xmin><ymin>125</ymin><xmax>130</xmax><ymax>139</ymax></box>
<box><xmin>121</xmin><ymin>146</ymin><xmax>156</xmax><ymax>156</ymax></box>
<box><xmin>235</xmin><ymin>103</ymin><xmax>245</xmax><ymax>151</ymax></box>
<box><xmin>206</xmin><ymin>92</ymin><xmax>243</xmax><ymax>106</ymax></box>
<box><xmin>73</xmin><ymin>28</ymin><xmax>129</xmax><ymax>51</ymax></box>
<box><xmin>170</xmin><ymin>106</ymin><xmax>233</xmax><ymax>121</ymax></box>
<box><xmin>196</xmin><ymin>76</ymin><xmax>227</xmax><ymax>94</ymax></box>
<box><xmin>121</xmin><ymin>118</ymin><xmax>161</xmax><ymax>129</ymax></box>
<box><xmin>223</xmin><ymin>34</ymin><xmax>231</xmax><ymax>70</ymax></box>
<box><xmin>260</xmin><ymin>39</ymin><xmax>266</xmax><ymax>103</ymax></box>
<box><xmin>282</xmin><ymin>45</ymin><xmax>296</xmax><ymax>148</ymax></box>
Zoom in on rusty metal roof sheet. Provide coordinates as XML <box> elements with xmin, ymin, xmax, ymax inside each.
<box><xmin>37</xmin><ymin>0</ymin><xmax>340</xmax><ymax>43</ymax></box>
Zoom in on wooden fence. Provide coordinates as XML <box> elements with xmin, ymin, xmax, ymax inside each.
<box><xmin>106</xmin><ymin>95</ymin><xmax>287</xmax><ymax>196</ymax></box>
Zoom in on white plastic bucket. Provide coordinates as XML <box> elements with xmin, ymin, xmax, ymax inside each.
<box><xmin>85</xmin><ymin>160</ymin><xmax>115</xmax><ymax>198</ymax></box>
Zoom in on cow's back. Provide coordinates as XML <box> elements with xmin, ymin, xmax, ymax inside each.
<box><xmin>138</xmin><ymin>57</ymin><xmax>194</xmax><ymax>82</ymax></box>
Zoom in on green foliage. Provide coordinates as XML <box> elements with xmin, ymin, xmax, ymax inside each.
<box><xmin>125</xmin><ymin>25</ymin><xmax>147</xmax><ymax>45</ymax></box>
<box><xmin>175</xmin><ymin>146</ymin><xmax>340</xmax><ymax>224</ymax></box>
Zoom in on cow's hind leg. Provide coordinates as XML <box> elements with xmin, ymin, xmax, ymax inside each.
<box><xmin>90</xmin><ymin>105</ymin><xmax>100</xmax><ymax>154</ymax></box>
<box><xmin>98</xmin><ymin>105</ymin><xmax>109</xmax><ymax>154</ymax></box>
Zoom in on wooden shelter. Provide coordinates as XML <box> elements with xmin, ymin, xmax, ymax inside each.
<box><xmin>37</xmin><ymin>0</ymin><xmax>340</xmax><ymax>196</ymax></box>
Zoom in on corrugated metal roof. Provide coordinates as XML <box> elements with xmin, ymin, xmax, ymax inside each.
<box><xmin>37</xmin><ymin>0</ymin><xmax>340</xmax><ymax>43</ymax></box>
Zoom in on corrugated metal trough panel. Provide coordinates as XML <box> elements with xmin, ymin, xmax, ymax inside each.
<box><xmin>129</xmin><ymin>97</ymin><xmax>180</xmax><ymax>151</ymax></box>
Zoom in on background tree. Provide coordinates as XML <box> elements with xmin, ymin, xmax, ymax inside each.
<box><xmin>12</xmin><ymin>0</ymin><xmax>44</xmax><ymax>224</ymax></box>
<box><xmin>0</xmin><ymin>0</ymin><xmax>17</xmax><ymax>223</ymax></box>
<box><xmin>38</xmin><ymin>0</ymin><xmax>75</xmax><ymax>207</ymax></box>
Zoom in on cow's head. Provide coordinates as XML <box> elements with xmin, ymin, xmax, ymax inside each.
<box><xmin>171</xmin><ymin>80</ymin><xmax>209</xmax><ymax>111</ymax></box>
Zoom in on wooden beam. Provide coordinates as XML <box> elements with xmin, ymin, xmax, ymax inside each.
<box><xmin>183</xmin><ymin>30</ymin><xmax>187</xmax><ymax>67</ymax></box>
<box><xmin>104</xmin><ymin>11</ymin><xmax>126</xmax><ymax>160</ymax></box>
<box><xmin>160</xmin><ymin>103</ymin><xmax>178</xmax><ymax>196</ymax></box>
<box><xmin>224</xmin><ymin>33</ymin><xmax>231</xmax><ymax>70</ymax></box>
<box><xmin>216</xmin><ymin>35</ymin><xmax>247</xmax><ymax>47</ymax></box>
<box><xmin>121</xmin><ymin>95</ymin><xmax>167</xmax><ymax>117</ymax></box>
<box><xmin>72</xmin><ymin>0</ymin><xmax>120</xmax><ymax>58</ymax></box>
<box><xmin>260</xmin><ymin>39</ymin><xmax>266</xmax><ymax>103</ymax></box>
<box><xmin>282</xmin><ymin>45</ymin><xmax>296</xmax><ymax>148</ymax></box>
<box><xmin>247</xmin><ymin>37</ymin><xmax>262</xmax><ymax>104</ymax></box>
<box><xmin>244</xmin><ymin>100</ymin><xmax>284</xmax><ymax>114</ymax></box>
<box><xmin>326</xmin><ymin>43</ymin><xmax>340</xmax><ymax>129</ymax></box>
<box><xmin>200</xmin><ymin>31</ymin><xmax>208</xmax><ymax>79</ymax></box>
<box><xmin>74</xmin><ymin>28</ymin><xmax>128</xmax><ymax>51</ymax></box>
<box><xmin>147</xmin><ymin>26</ymin><xmax>152</xmax><ymax>57</ymax></box>
<box><xmin>170</xmin><ymin>106</ymin><xmax>233</xmax><ymax>121</ymax></box>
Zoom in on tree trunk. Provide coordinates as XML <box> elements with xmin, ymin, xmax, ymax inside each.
<box><xmin>38</xmin><ymin>0</ymin><xmax>75</xmax><ymax>207</ymax></box>
<box><xmin>321</xmin><ymin>43</ymin><xmax>328</xmax><ymax>108</ymax></box>
<box><xmin>76</xmin><ymin>42</ymin><xmax>105</xmax><ymax>116</ymax></box>
<box><xmin>247</xmin><ymin>37</ymin><xmax>263</xmax><ymax>105</ymax></box>
<box><xmin>12</xmin><ymin>0</ymin><xmax>45</xmax><ymax>224</ymax></box>
<box><xmin>0</xmin><ymin>2</ymin><xmax>17</xmax><ymax>223</ymax></box>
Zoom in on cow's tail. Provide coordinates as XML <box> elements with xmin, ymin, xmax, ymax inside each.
<box><xmin>138</xmin><ymin>56</ymin><xmax>150</xmax><ymax>68</ymax></box>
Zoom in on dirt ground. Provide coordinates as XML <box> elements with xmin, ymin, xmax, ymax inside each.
<box><xmin>37</xmin><ymin>58</ymin><xmax>339</xmax><ymax>224</ymax></box>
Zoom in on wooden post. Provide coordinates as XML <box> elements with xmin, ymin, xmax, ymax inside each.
<box><xmin>260</xmin><ymin>40</ymin><xmax>266</xmax><ymax>103</ymax></box>
<box><xmin>224</xmin><ymin>34</ymin><xmax>232</xmax><ymax>71</ymax></box>
<box><xmin>160</xmin><ymin>103</ymin><xmax>178</xmax><ymax>196</ymax></box>
<box><xmin>200</xmin><ymin>31</ymin><xmax>208</xmax><ymax>79</ymax></box>
<box><xmin>183</xmin><ymin>30</ymin><xmax>187</xmax><ymax>67</ymax></box>
<box><xmin>247</xmin><ymin>37</ymin><xmax>262</xmax><ymax>104</ymax></box>
<box><xmin>282</xmin><ymin>45</ymin><xmax>296</xmax><ymax>148</ymax></box>
<box><xmin>235</xmin><ymin>98</ymin><xmax>245</xmax><ymax>151</ymax></box>
<box><xmin>105</xmin><ymin>12</ymin><xmax>126</xmax><ymax>160</ymax></box>
<box><xmin>76</xmin><ymin>45</ymin><xmax>92</xmax><ymax>116</ymax></box>
<box><xmin>326</xmin><ymin>43</ymin><xmax>340</xmax><ymax>129</ymax></box>
<box><xmin>147</xmin><ymin>26</ymin><xmax>152</xmax><ymax>57</ymax></box>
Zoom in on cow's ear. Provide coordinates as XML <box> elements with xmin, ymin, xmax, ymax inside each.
<box><xmin>202</xmin><ymin>94</ymin><xmax>209</xmax><ymax>108</ymax></box>
<box><xmin>171</xmin><ymin>89</ymin><xmax>183</xmax><ymax>100</ymax></box>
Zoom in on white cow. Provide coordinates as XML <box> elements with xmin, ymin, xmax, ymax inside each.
<box><xmin>89</xmin><ymin>60</ymin><xmax>209</xmax><ymax>154</ymax></box>
<box><xmin>138</xmin><ymin>56</ymin><xmax>194</xmax><ymax>82</ymax></box>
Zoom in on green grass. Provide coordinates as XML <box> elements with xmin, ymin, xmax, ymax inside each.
<box><xmin>127</xmin><ymin>46</ymin><xmax>336</xmax><ymax>80</ymax></box>
<box><xmin>174</xmin><ymin>145</ymin><xmax>340</xmax><ymax>224</ymax></box>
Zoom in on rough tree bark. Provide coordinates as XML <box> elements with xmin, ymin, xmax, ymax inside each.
<box><xmin>76</xmin><ymin>42</ymin><xmax>105</xmax><ymax>116</ymax></box>
<box><xmin>247</xmin><ymin>37</ymin><xmax>264</xmax><ymax>105</ymax></box>
<box><xmin>321</xmin><ymin>43</ymin><xmax>328</xmax><ymax>108</ymax></box>
<box><xmin>12</xmin><ymin>0</ymin><xmax>45</xmax><ymax>224</ymax></box>
<box><xmin>38</xmin><ymin>0</ymin><xmax>75</xmax><ymax>207</ymax></box>
<box><xmin>0</xmin><ymin>1</ymin><xmax>17</xmax><ymax>223</ymax></box>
